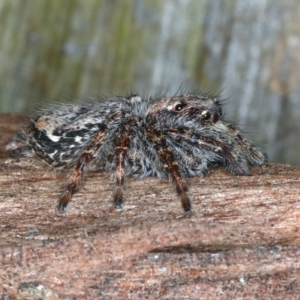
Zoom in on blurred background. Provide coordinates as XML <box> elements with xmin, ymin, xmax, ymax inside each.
<box><xmin>0</xmin><ymin>0</ymin><xmax>299</xmax><ymax>165</ymax></box>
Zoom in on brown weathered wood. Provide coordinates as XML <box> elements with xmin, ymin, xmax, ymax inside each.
<box><xmin>0</xmin><ymin>113</ymin><xmax>300</xmax><ymax>299</ymax></box>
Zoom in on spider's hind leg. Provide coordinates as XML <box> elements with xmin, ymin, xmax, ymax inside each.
<box><xmin>5</xmin><ymin>132</ymin><xmax>29</xmax><ymax>157</ymax></box>
<box><xmin>58</xmin><ymin>156</ymin><xmax>88</xmax><ymax>211</ymax></box>
<box><xmin>58</xmin><ymin>129</ymin><xmax>107</xmax><ymax>211</ymax></box>
<box><xmin>114</xmin><ymin>129</ymin><xmax>131</xmax><ymax>208</ymax></box>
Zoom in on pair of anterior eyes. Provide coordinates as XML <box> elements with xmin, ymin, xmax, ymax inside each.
<box><xmin>171</xmin><ymin>102</ymin><xmax>212</xmax><ymax>120</ymax></box>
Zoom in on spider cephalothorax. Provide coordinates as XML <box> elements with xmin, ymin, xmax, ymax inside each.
<box><xmin>6</xmin><ymin>92</ymin><xmax>266</xmax><ymax>212</ymax></box>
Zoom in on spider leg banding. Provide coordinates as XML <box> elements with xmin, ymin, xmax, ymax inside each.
<box><xmin>6</xmin><ymin>92</ymin><xmax>267</xmax><ymax>212</ymax></box>
<box><xmin>144</xmin><ymin>127</ymin><xmax>191</xmax><ymax>211</ymax></box>
<box><xmin>58</xmin><ymin>129</ymin><xmax>107</xmax><ymax>210</ymax></box>
<box><xmin>114</xmin><ymin>126</ymin><xmax>131</xmax><ymax>208</ymax></box>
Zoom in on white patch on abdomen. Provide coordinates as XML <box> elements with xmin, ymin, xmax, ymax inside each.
<box><xmin>75</xmin><ymin>136</ymin><xmax>82</xmax><ymax>143</ymax></box>
<box><xmin>47</xmin><ymin>132</ymin><xmax>61</xmax><ymax>142</ymax></box>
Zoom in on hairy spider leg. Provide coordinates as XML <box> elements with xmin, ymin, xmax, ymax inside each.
<box><xmin>166</xmin><ymin>129</ymin><xmax>251</xmax><ymax>175</ymax></box>
<box><xmin>144</xmin><ymin>127</ymin><xmax>191</xmax><ymax>212</ymax></box>
<box><xmin>58</xmin><ymin>129</ymin><xmax>107</xmax><ymax>211</ymax></box>
<box><xmin>114</xmin><ymin>128</ymin><xmax>130</xmax><ymax>208</ymax></box>
<box><xmin>195</xmin><ymin>135</ymin><xmax>251</xmax><ymax>175</ymax></box>
<box><xmin>5</xmin><ymin>132</ymin><xmax>29</xmax><ymax>156</ymax></box>
<box><xmin>221</xmin><ymin>122</ymin><xmax>267</xmax><ymax>166</ymax></box>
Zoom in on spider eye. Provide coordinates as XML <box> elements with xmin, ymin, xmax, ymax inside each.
<box><xmin>174</xmin><ymin>103</ymin><xmax>184</xmax><ymax>111</ymax></box>
<box><xmin>201</xmin><ymin>110</ymin><xmax>211</xmax><ymax>120</ymax></box>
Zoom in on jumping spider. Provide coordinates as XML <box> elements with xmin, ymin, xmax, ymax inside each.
<box><xmin>6</xmin><ymin>93</ymin><xmax>266</xmax><ymax>212</ymax></box>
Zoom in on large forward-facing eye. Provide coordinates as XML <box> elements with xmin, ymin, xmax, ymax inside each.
<box><xmin>201</xmin><ymin>110</ymin><xmax>211</xmax><ymax>120</ymax></box>
<box><xmin>173</xmin><ymin>101</ymin><xmax>187</xmax><ymax>112</ymax></box>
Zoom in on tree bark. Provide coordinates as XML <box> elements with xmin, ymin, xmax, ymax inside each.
<box><xmin>0</xmin><ymin>113</ymin><xmax>300</xmax><ymax>299</ymax></box>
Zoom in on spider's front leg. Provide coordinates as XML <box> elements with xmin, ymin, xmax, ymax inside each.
<box><xmin>218</xmin><ymin>121</ymin><xmax>267</xmax><ymax>167</ymax></box>
<box><xmin>196</xmin><ymin>135</ymin><xmax>252</xmax><ymax>175</ymax></box>
<box><xmin>58</xmin><ymin>129</ymin><xmax>107</xmax><ymax>211</ymax></box>
<box><xmin>144</xmin><ymin>127</ymin><xmax>191</xmax><ymax>212</ymax></box>
<box><xmin>166</xmin><ymin>128</ymin><xmax>251</xmax><ymax>175</ymax></box>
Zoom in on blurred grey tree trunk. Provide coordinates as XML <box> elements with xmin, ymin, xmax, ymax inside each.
<box><xmin>0</xmin><ymin>0</ymin><xmax>299</xmax><ymax>165</ymax></box>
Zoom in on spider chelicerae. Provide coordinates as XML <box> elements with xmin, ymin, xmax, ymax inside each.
<box><xmin>6</xmin><ymin>93</ymin><xmax>267</xmax><ymax>212</ymax></box>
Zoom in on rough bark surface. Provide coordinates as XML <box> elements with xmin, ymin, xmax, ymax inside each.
<box><xmin>0</xmin><ymin>113</ymin><xmax>300</xmax><ymax>299</ymax></box>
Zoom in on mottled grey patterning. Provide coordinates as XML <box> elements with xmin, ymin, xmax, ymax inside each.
<box><xmin>6</xmin><ymin>93</ymin><xmax>267</xmax><ymax>212</ymax></box>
